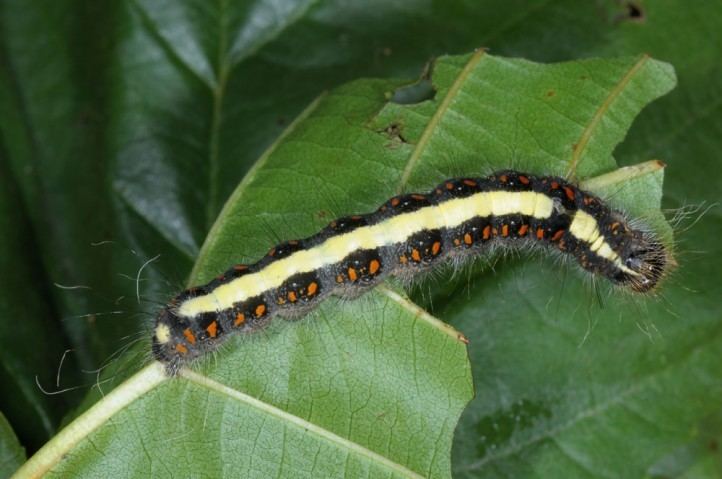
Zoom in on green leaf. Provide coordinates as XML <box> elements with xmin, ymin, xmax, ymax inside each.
<box><xmin>645</xmin><ymin>411</ymin><xmax>722</xmax><ymax>479</ymax></box>
<box><xmin>0</xmin><ymin>411</ymin><xmax>25</xmax><ymax>479</ymax></box>
<box><xmin>14</xmin><ymin>52</ymin><xmax>675</xmax><ymax>478</ymax></box>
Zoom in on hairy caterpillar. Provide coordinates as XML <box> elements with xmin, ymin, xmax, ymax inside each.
<box><xmin>152</xmin><ymin>170</ymin><xmax>668</xmax><ymax>375</ymax></box>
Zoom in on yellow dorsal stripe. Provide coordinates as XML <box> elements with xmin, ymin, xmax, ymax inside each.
<box><xmin>179</xmin><ymin>191</ymin><xmax>554</xmax><ymax>317</ymax></box>
<box><xmin>568</xmin><ymin>210</ymin><xmax>638</xmax><ymax>276</ymax></box>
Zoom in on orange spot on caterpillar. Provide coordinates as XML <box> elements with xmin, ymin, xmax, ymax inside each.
<box><xmin>411</xmin><ymin>249</ymin><xmax>421</xmax><ymax>262</ymax></box>
<box><xmin>276</xmin><ymin>296</ymin><xmax>286</xmax><ymax>305</ymax></box>
<box><xmin>206</xmin><ymin>321</ymin><xmax>218</xmax><ymax>338</ymax></box>
<box><xmin>175</xmin><ymin>344</ymin><xmax>188</xmax><ymax>354</ymax></box>
<box><xmin>336</xmin><ymin>274</ymin><xmax>344</xmax><ymax>283</ymax></box>
<box><xmin>518</xmin><ymin>175</ymin><xmax>530</xmax><ymax>185</ymax></box>
<box><xmin>482</xmin><ymin>225</ymin><xmax>491</xmax><ymax>240</ymax></box>
<box><xmin>308</xmin><ymin>281</ymin><xmax>318</xmax><ymax>295</ymax></box>
<box><xmin>463</xmin><ymin>233</ymin><xmax>473</xmax><ymax>245</ymax></box>
<box><xmin>518</xmin><ymin>224</ymin><xmax>529</xmax><ymax>236</ymax></box>
<box><xmin>499</xmin><ymin>174</ymin><xmax>508</xmax><ymax>183</ymax></box>
<box><xmin>233</xmin><ymin>264</ymin><xmax>248</xmax><ymax>271</ymax></box>
<box><xmin>369</xmin><ymin>259</ymin><xmax>380</xmax><ymax>275</ymax></box>
<box><xmin>551</xmin><ymin>181</ymin><xmax>560</xmax><ymax>190</ymax></box>
<box><xmin>348</xmin><ymin>267</ymin><xmax>358</xmax><ymax>281</ymax></box>
<box><xmin>536</xmin><ymin>228</ymin><xmax>545</xmax><ymax>240</ymax></box>
<box><xmin>435</xmin><ymin>188</ymin><xmax>443</xmax><ymax>195</ymax></box>
<box><xmin>431</xmin><ymin>241</ymin><xmax>441</xmax><ymax>255</ymax></box>
<box><xmin>267</xmin><ymin>248</ymin><xmax>276</xmax><ymax>257</ymax></box>
<box><xmin>288</xmin><ymin>291</ymin><xmax>297</xmax><ymax>302</ymax></box>
<box><xmin>288</xmin><ymin>240</ymin><xmax>299</xmax><ymax>245</ymax></box>
<box><xmin>399</xmin><ymin>254</ymin><xmax>408</xmax><ymax>264</ymax></box>
<box><xmin>411</xmin><ymin>194</ymin><xmax>426</xmax><ymax>201</ymax></box>
<box><xmin>235</xmin><ymin>313</ymin><xmax>245</xmax><ymax>326</ymax></box>
<box><xmin>583</xmin><ymin>196</ymin><xmax>593</xmax><ymax>206</ymax></box>
<box><xmin>563</xmin><ymin>186</ymin><xmax>575</xmax><ymax>201</ymax></box>
<box><xmin>351</xmin><ymin>215</ymin><xmax>363</xmax><ymax>221</ymax></box>
<box><xmin>492</xmin><ymin>227</ymin><xmax>498</xmax><ymax>236</ymax></box>
<box><xmin>551</xmin><ymin>229</ymin><xmax>565</xmax><ymax>241</ymax></box>
<box><xmin>391</xmin><ymin>197</ymin><xmax>400</xmax><ymax>207</ymax></box>
<box><xmin>183</xmin><ymin>328</ymin><xmax>196</xmax><ymax>345</ymax></box>
<box><xmin>255</xmin><ymin>304</ymin><xmax>266</xmax><ymax>317</ymax></box>
<box><xmin>453</xmin><ymin>238</ymin><xmax>461</xmax><ymax>246</ymax></box>
<box><xmin>445</xmin><ymin>182</ymin><xmax>454</xmax><ymax>190</ymax></box>
<box><xmin>502</xmin><ymin>224</ymin><xmax>509</xmax><ymax>237</ymax></box>
<box><xmin>463</xmin><ymin>179</ymin><xmax>477</xmax><ymax>187</ymax></box>
<box><xmin>216</xmin><ymin>274</ymin><xmax>225</xmax><ymax>281</ymax></box>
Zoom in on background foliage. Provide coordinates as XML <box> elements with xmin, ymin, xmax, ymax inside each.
<box><xmin>1</xmin><ymin>0</ymin><xmax>721</xmax><ymax>477</ymax></box>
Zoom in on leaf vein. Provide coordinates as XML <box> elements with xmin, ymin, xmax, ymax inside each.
<box><xmin>566</xmin><ymin>55</ymin><xmax>650</xmax><ymax>177</ymax></box>
<box><xmin>182</xmin><ymin>370</ymin><xmax>425</xmax><ymax>479</ymax></box>
<box><xmin>396</xmin><ymin>50</ymin><xmax>487</xmax><ymax>193</ymax></box>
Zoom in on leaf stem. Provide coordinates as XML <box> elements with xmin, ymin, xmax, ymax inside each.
<box><xmin>13</xmin><ymin>364</ymin><xmax>167</xmax><ymax>478</ymax></box>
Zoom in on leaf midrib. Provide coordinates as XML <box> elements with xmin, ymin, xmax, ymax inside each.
<box><xmin>13</xmin><ymin>362</ymin><xmax>427</xmax><ymax>479</ymax></box>
<box><xmin>206</xmin><ymin>0</ymin><xmax>230</xmax><ymax>229</ymax></box>
<box><xmin>11</xmin><ymin>363</ymin><xmax>166</xmax><ymax>479</ymax></box>
<box><xmin>183</xmin><ymin>370</ymin><xmax>426</xmax><ymax>478</ymax></box>
<box><xmin>131</xmin><ymin>0</ymin><xmax>321</xmax><ymax>236</ymax></box>
<box><xmin>189</xmin><ymin>92</ymin><xmax>328</xmax><ymax>284</ymax></box>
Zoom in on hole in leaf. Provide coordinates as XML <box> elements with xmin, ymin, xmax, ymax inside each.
<box><xmin>625</xmin><ymin>2</ymin><xmax>644</xmax><ymax>20</ymax></box>
<box><xmin>379</xmin><ymin>123</ymin><xmax>409</xmax><ymax>144</ymax></box>
<box><xmin>614</xmin><ymin>1</ymin><xmax>645</xmax><ymax>23</ymax></box>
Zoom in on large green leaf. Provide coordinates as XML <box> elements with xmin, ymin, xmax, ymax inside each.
<box><xmin>14</xmin><ymin>52</ymin><xmax>675</xmax><ymax>478</ymax></box>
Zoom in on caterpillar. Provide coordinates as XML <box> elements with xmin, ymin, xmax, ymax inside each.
<box><xmin>152</xmin><ymin>170</ymin><xmax>668</xmax><ymax>375</ymax></box>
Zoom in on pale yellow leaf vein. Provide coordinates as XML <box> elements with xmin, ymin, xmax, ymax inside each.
<box><xmin>12</xmin><ymin>363</ymin><xmax>168</xmax><ymax>479</ymax></box>
<box><xmin>397</xmin><ymin>49</ymin><xmax>487</xmax><ymax>193</ymax></box>
<box><xmin>376</xmin><ymin>285</ymin><xmax>468</xmax><ymax>345</ymax></box>
<box><xmin>566</xmin><ymin>54</ymin><xmax>649</xmax><ymax>178</ymax></box>
<box><xmin>182</xmin><ymin>370</ymin><xmax>425</xmax><ymax>479</ymax></box>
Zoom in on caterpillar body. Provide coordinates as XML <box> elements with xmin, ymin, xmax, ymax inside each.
<box><xmin>152</xmin><ymin>170</ymin><xmax>668</xmax><ymax>375</ymax></box>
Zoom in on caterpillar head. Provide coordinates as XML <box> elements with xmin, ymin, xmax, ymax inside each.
<box><xmin>615</xmin><ymin>229</ymin><xmax>668</xmax><ymax>293</ymax></box>
<box><xmin>151</xmin><ymin>307</ymin><xmax>194</xmax><ymax>375</ymax></box>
